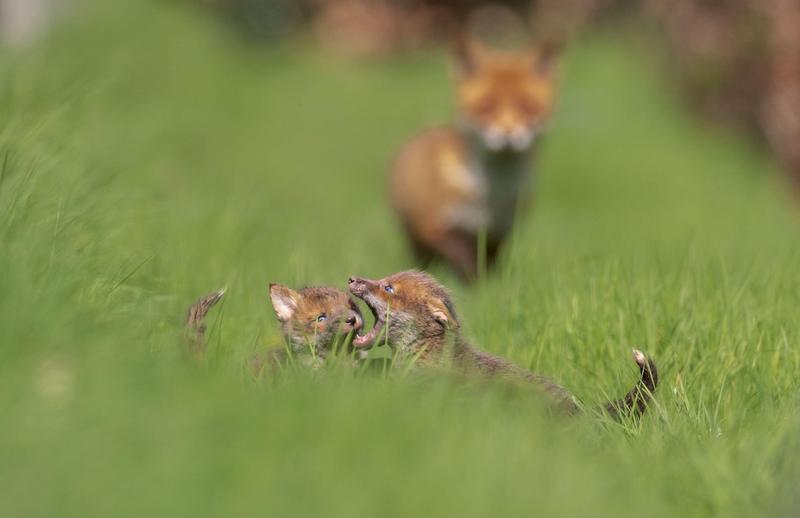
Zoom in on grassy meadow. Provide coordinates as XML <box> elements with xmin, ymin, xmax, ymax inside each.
<box><xmin>1</xmin><ymin>1</ymin><xmax>800</xmax><ymax>516</ymax></box>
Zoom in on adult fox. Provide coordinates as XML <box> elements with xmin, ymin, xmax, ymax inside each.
<box><xmin>391</xmin><ymin>35</ymin><xmax>560</xmax><ymax>280</ymax></box>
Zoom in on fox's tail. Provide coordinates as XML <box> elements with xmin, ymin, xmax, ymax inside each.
<box><xmin>184</xmin><ymin>288</ymin><xmax>226</xmax><ymax>356</ymax></box>
<box><xmin>603</xmin><ymin>349</ymin><xmax>659</xmax><ymax>419</ymax></box>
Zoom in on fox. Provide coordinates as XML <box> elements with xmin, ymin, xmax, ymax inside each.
<box><xmin>184</xmin><ymin>285</ymin><xmax>365</xmax><ymax>373</ymax></box>
<box><xmin>390</xmin><ymin>35</ymin><xmax>560</xmax><ymax>280</ymax></box>
<box><xmin>266</xmin><ymin>283</ymin><xmax>365</xmax><ymax>367</ymax></box>
<box><xmin>348</xmin><ymin>270</ymin><xmax>659</xmax><ymax>417</ymax></box>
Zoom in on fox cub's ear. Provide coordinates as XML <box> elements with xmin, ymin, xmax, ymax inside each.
<box><xmin>428</xmin><ymin>300</ymin><xmax>459</xmax><ymax>330</ymax></box>
<box><xmin>269</xmin><ymin>284</ymin><xmax>299</xmax><ymax>322</ymax></box>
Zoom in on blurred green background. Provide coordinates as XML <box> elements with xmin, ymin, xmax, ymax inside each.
<box><xmin>1</xmin><ymin>1</ymin><xmax>800</xmax><ymax>516</ymax></box>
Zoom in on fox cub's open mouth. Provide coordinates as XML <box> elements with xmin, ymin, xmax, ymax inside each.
<box><xmin>348</xmin><ymin>276</ymin><xmax>385</xmax><ymax>349</ymax></box>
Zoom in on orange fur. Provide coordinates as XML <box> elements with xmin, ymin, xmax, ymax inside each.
<box><xmin>390</xmin><ymin>39</ymin><xmax>559</xmax><ymax>279</ymax></box>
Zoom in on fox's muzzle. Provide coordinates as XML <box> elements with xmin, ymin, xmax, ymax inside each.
<box><xmin>344</xmin><ymin>311</ymin><xmax>363</xmax><ymax>332</ymax></box>
<box><xmin>348</xmin><ymin>276</ymin><xmax>387</xmax><ymax>349</ymax></box>
<box><xmin>348</xmin><ymin>276</ymin><xmax>378</xmax><ymax>297</ymax></box>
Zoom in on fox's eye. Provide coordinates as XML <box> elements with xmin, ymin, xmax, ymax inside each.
<box><xmin>384</xmin><ymin>284</ymin><xmax>395</xmax><ymax>294</ymax></box>
<box><xmin>316</xmin><ymin>314</ymin><xmax>327</xmax><ymax>323</ymax></box>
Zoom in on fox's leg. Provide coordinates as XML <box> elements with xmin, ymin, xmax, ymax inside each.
<box><xmin>409</xmin><ymin>236</ymin><xmax>435</xmax><ymax>268</ymax></box>
<box><xmin>400</xmin><ymin>220</ymin><xmax>436</xmax><ymax>268</ymax></box>
<box><xmin>435</xmin><ymin>230</ymin><xmax>478</xmax><ymax>281</ymax></box>
<box><xmin>486</xmin><ymin>238</ymin><xmax>503</xmax><ymax>270</ymax></box>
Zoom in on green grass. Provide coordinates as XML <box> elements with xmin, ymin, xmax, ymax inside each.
<box><xmin>2</xmin><ymin>1</ymin><xmax>800</xmax><ymax>516</ymax></box>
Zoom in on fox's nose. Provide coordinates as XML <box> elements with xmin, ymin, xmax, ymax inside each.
<box><xmin>345</xmin><ymin>313</ymin><xmax>363</xmax><ymax>330</ymax></box>
<box><xmin>349</xmin><ymin>276</ymin><xmax>365</xmax><ymax>286</ymax></box>
<box><xmin>349</xmin><ymin>276</ymin><xmax>368</xmax><ymax>295</ymax></box>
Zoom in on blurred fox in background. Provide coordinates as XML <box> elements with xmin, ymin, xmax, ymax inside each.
<box><xmin>390</xmin><ymin>29</ymin><xmax>560</xmax><ymax>280</ymax></box>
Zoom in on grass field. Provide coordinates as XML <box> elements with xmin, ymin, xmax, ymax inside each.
<box><xmin>2</xmin><ymin>1</ymin><xmax>800</xmax><ymax>516</ymax></box>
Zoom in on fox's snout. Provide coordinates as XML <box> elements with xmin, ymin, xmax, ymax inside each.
<box><xmin>345</xmin><ymin>310</ymin><xmax>363</xmax><ymax>332</ymax></box>
<box><xmin>348</xmin><ymin>276</ymin><xmax>377</xmax><ymax>296</ymax></box>
<box><xmin>481</xmin><ymin>124</ymin><xmax>536</xmax><ymax>152</ymax></box>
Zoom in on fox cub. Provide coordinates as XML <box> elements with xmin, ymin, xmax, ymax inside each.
<box><xmin>263</xmin><ymin>284</ymin><xmax>365</xmax><ymax>370</ymax></box>
<box><xmin>185</xmin><ymin>285</ymin><xmax>365</xmax><ymax>373</ymax></box>
<box><xmin>390</xmin><ymin>36</ymin><xmax>560</xmax><ymax>279</ymax></box>
<box><xmin>349</xmin><ymin>270</ymin><xmax>658</xmax><ymax>417</ymax></box>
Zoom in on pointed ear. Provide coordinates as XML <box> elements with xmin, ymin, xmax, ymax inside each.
<box><xmin>452</xmin><ymin>33</ymin><xmax>481</xmax><ymax>77</ymax></box>
<box><xmin>428</xmin><ymin>299</ymin><xmax>459</xmax><ymax>330</ymax></box>
<box><xmin>530</xmin><ymin>40</ymin><xmax>562</xmax><ymax>76</ymax></box>
<box><xmin>269</xmin><ymin>283</ymin><xmax>299</xmax><ymax>322</ymax></box>
<box><xmin>432</xmin><ymin>310</ymin><xmax>451</xmax><ymax>328</ymax></box>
